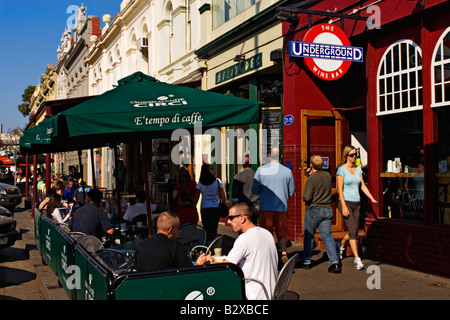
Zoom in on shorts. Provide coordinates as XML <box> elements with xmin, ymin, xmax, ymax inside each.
<box><xmin>259</xmin><ymin>210</ymin><xmax>289</xmax><ymax>238</ymax></box>
<box><xmin>338</xmin><ymin>200</ymin><xmax>360</xmax><ymax>240</ymax></box>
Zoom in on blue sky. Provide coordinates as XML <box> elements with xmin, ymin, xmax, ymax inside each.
<box><xmin>0</xmin><ymin>1</ymin><xmax>121</xmax><ymax>132</ymax></box>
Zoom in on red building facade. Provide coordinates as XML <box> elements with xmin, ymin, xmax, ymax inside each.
<box><xmin>281</xmin><ymin>0</ymin><xmax>450</xmax><ymax>276</ymax></box>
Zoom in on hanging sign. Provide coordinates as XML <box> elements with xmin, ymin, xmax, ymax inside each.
<box><xmin>288</xmin><ymin>23</ymin><xmax>363</xmax><ymax>81</ymax></box>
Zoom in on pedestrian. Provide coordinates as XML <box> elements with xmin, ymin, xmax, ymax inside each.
<box><xmin>337</xmin><ymin>145</ymin><xmax>378</xmax><ymax>270</ymax></box>
<box><xmin>214</xmin><ymin>203</ymin><xmax>278</xmax><ymax>300</ymax></box>
<box><xmin>193</xmin><ymin>163</ymin><xmax>226</xmax><ymax>242</ymax></box>
<box><xmin>301</xmin><ymin>155</ymin><xmax>340</xmax><ymax>273</ymax></box>
<box><xmin>173</xmin><ymin>190</ymin><xmax>199</xmax><ymax>226</ymax></box>
<box><xmin>231</xmin><ymin>154</ymin><xmax>259</xmax><ymax>225</ymax></box>
<box><xmin>252</xmin><ymin>146</ymin><xmax>295</xmax><ymax>264</ymax></box>
<box><xmin>172</xmin><ymin>166</ymin><xmax>197</xmax><ymax>208</ymax></box>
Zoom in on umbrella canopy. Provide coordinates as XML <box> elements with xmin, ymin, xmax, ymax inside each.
<box><xmin>20</xmin><ymin>72</ymin><xmax>261</xmax><ymax>154</ymax></box>
<box><xmin>19</xmin><ymin>116</ymin><xmax>58</xmax><ymax>150</ymax></box>
<box><xmin>61</xmin><ymin>72</ymin><xmax>261</xmax><ymax>137</ymax></box>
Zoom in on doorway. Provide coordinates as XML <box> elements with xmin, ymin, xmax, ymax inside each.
<box><xmin>300</xmin><ymin>109</ymin><xmax>343</xmax><ymax>233</ymax></box>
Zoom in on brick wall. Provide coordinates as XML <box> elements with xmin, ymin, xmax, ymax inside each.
<box><xmin>365</xmin><ymin>218</ymin><xmax>450</xmax><ymax>277</ymax></box>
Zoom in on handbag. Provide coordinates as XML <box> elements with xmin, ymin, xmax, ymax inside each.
<box><xmin>217</xmin><ymin>180</ymin><xmax>229</xmax><ymax>218</ymax></box>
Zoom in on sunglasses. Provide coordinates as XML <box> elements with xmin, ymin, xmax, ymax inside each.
<box><xmin>348</xmin><ymin>153</ymin><xmax>357</xmax><ymax>158</ymax></box>
<box><xmin>228</xmin><ymin>215</ymin><xmax>241</xmax><ymax>221</ymax></box>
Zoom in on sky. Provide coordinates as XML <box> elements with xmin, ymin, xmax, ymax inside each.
<box><xmin>0</xmin><ymin>0</ymin><xmax>122</xmax><ymax>133</ymax></box>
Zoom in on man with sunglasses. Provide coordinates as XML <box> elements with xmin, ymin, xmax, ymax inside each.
<box><xmin>219</xmin><ymin>203</ymin><xmax>278</xmax><ymax>300</ymax></box>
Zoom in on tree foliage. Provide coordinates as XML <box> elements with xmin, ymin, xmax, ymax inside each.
<box><xmin>18</xmin><ymin>85</ymin><xmax>36</xmax><ymax>117</ymax></box>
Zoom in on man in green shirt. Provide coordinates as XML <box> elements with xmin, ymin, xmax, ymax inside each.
<box><xmin>301</xmin><ymin>155</ymin><xmax>340</xmax><ymax>274</ymax></box>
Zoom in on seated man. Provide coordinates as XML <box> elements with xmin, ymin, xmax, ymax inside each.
<box><xmin>134</xmin><ymin>211</ymin><xmax>208</xmax><ymax>271</ymax></box>
<box><xmin>216</xmin><ymin>203</ymin><xmax>278</xmax><ymax>300</ymax></box>
<box><xmin>68</xmin><ymin>188</ymin><xmax>114</xmax><ymax>239</ymax></box>
<box><xmin>123</xmin><ymin>189</ymin><xmax>157</xmax><ymax>223</ymax></box>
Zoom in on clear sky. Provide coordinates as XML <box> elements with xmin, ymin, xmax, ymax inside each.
<box><xmin>0</xmin><ymin>1</ymin><xmax>121</xmax><ymax>133</ymax></box>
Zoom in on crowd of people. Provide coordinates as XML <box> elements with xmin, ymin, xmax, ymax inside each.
<box><xmin>34</xmin><ymin>145</ymin><xmax>376</xmax><ymax>300</ymax></box>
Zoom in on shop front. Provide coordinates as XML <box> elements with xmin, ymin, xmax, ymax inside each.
<box><xmin>196</xmin><ymin>1</ymin><xmax>285</xmax><ymax>202</ymax></box>
<box><xmin>281</xmin><ymin>0</ymin><xmax>450</xmax><ymax>276</ymax></box>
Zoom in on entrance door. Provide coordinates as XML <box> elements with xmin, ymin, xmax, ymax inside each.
<box><xmin>301</xmin><ymin>109</ymin><xmax>343</xmax><ymax>232</ymax></box>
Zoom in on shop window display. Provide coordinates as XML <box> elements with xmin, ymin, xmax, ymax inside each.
<box><xmin>432</xmin><ymin>27</ymin><xmax>450</xmax><ymax>224</ymax></box>
<box><xmin>381</xmin><ymin>111</ymin><xmax>424</xmax><ymax>222</ymax></box>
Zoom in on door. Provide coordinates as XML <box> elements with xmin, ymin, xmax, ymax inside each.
<box><xmin>301</xmin><ymin>109</ymin><xmax>343</xmax><ymax>232</ymax></box>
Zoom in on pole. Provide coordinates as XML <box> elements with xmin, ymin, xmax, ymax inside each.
<box><xmin>90</xmin><ymin>149</ymin><xmax>96</xmax><ymax>189</ymax></box>
<box><xmin>78</xmin><ymin>149</ymin><xmax>85</xmax><ymax>202</ymax></box>
<box><xmin>141</xmin><ymin>138</ymin><xmax>153</xmax><ymax>236</ymax></box>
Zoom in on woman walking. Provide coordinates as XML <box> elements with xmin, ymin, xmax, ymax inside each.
<box><xmin>337</xmin><ymin>145</ymin><xmax>378</xmax><ymax>270</ymax></box>
<box><xmin>194</xmin><ymin>163</ymin><xmax>226</xmax><ymax>242</ymax></box>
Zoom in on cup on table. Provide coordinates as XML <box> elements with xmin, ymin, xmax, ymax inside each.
<box><xmin>214</xmin><ymin>247</ymin><xmax>222</xmax><ymax>257</ymax></box>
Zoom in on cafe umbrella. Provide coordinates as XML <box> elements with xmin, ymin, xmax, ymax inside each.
<box><xmin>20</xmin><ymin>71</ymin><xmax>262</xmax><ymax>235</ymax></box>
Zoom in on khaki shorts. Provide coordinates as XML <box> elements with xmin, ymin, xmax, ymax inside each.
<box><xmin>259</xmin><ymin>210</ymin><xmax>289</xmax><ymax>238</ymax></box>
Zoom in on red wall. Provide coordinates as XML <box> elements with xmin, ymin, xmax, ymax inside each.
<box><xmin>282</xmin><ymin>0</ymin><xmax>450</xmax><ymax>276</ymax></box>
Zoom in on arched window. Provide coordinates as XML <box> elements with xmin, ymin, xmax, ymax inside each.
<box><xmin>431</xmin><ymin>27</ymin><xmax>450</xmax><ymax>107</ymax></box>
<box><xmin>377</xmin><ymin>40</ymin><xmax>423</xmax><ymax>115</ymax></box>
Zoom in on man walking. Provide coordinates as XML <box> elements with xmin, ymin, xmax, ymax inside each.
<box><xmin>301</xmin><ymin>155</ymin><xmax>340</xmax><ymax>273</ymax></box>
<box><xmin>252</xmin><ymin>147</ymin><xmax>295</xmax><ymax>263</ymax></box>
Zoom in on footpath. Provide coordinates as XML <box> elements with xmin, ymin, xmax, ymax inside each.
<box><xmin>15</xmin><ymin>207</ymin><xmax>450</xmax><ymax>301</ymax></box>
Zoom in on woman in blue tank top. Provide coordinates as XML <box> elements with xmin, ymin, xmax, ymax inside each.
<box><xmin>337</xmin><ymin>145</ymin><xmax>378</xmax><ymax>270</ymax></box>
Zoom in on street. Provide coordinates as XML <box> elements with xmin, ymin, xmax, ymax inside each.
<box><xmin>0</xmin><ymin>208</ymin><xmax>46</xmax><ymax>300</ymax></box>
<box><xmin>2</xmin><ymin>203</ymin><xmax>450</xmax><ymax>301</ymax></box>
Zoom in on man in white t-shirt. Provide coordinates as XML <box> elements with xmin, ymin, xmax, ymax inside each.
<box><xmin>220</xmin><ymin>203</ymin><xmax>278</xmax><ymax>300</ymax></box>
<box><xmin>123</xmin><ymin>190</ymin><xmax>157</xmax><ymax>223</ymax></box>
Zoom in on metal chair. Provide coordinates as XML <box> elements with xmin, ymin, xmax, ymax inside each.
<box><xmin>178</xmin><ymin>223</ymin><xmax>207</xmax><ymax>252</ymax></box>
<box><xmin>94</xmin><ymin>248</ymin><xmax>134</xmax><ymax>275</ymax></box>
<box><xmin>189</xmin><ymin>235</ymin><xmax>224</xmax><ymax>262</ymax></box>
<box><xmin>246</xmin><ymin>253</ymin><xmax>299</xmax><ymax>300</ymax></box>
<box><xmin>76</xmin><ymin>234</ymin><xmax>104</xmax><ymax>254</ymax></box>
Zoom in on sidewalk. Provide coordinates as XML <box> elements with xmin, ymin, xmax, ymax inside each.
<box><xmin>14</xmin><ymin>207</ymin><xmax>68</xmax><ymax>300</ymax></box>
<box><xmin>15</xmin><ymin>207</ymin><xmax>450</xmax><ymax>300</ymax></box>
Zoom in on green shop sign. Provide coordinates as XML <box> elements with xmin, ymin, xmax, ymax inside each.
<box><xmin>216</xmin><ymin>53</ymin><xmax>262</xmax><ymax>85</ymax></box>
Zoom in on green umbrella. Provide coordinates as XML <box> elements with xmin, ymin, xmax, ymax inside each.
<box><xmin>19</xmin><ymin>116</ymin><xmax>58</xmax><ymax>149</ymax></box>
<box><xmin>20</xmin><ymin>72</ymin><xmax>261</xmax><ymax>153</ymax></box>
<box><xmin>61</xmin><ymin>72</ymin><xmax>261</xmax><ymax>138</ymax></box>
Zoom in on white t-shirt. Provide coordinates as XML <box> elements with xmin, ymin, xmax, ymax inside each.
<box><xmin>51</xmin><ymin>208</ymin><xmax>70</xmax><ymax>224</ymax></box>
<box><xmin>226</xmin><ymin>226</ymin><xmax>278</xmax><ymax>300</ymax></box>
<box><xmin>123</xmin><ymin>202</ymin><xmax>157</xmax><ymax>222</ymax></box>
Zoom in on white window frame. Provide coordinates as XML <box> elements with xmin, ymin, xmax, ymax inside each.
<box><xmin>431</xmin><ymin>26</ymin><xmax>450</xmax><ymax>108</ymax></box>
<box><xmin>377</xmin><ymin>40</ymin><xmax>423</xmax><ymax>116</ymax></box>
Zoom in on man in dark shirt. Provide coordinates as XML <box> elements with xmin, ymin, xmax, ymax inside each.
<box><xmin>68</xmin><ymin>188</ymin><xmax>114</xmax><ymax>239</ymax></box>
<box><xmin>301</xmin><ymin>155</ymin><xmax>340</xmax><ymax>273</ymax></box>
<box><xmin>135</xmin><ymin>211</ymin><xmax>210</xmax><ymax>271</ymax></box>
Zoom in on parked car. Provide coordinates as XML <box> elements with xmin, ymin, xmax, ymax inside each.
<box><xmin>0</xmin><ymin>182</ymin><xmax>22</xmax><ymax>213</ymax></box>
<box><xmin>0</xmin><ymin>205</ymin><xmax>19</xmax><ymax>249</ymax></box>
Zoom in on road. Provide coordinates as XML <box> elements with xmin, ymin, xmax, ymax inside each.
<box><xmin>0</xmin><ymin>210</ymin><xmax>46</xmax><ymax>300</ymax></box>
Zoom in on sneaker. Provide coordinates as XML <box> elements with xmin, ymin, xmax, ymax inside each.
<box><xmin>339</xmin><ymin>246</ymin><xmax>346</xmax><ymax>260</ymax></box>
<box><xmin>354</xmin><ymin>257</ymin><xmax>365</xmax><ymax>270</ymax></box>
